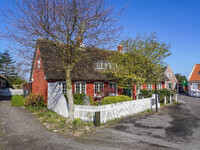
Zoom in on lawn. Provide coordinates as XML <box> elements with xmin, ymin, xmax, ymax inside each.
<box><xmin>11</xmin><ymin>95</ymin><xmax>25</xmax><ymax>106</ymax></box>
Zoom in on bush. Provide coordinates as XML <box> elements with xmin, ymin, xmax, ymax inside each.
<box><xmin>73</xmin><ymin>93</ymin><xmax>86</xmax><ymax>105</ymax></box>
<box><xmin>101</xmin><ymin>95</ymin><xmax>132</xmax><ymax>105</ymax></box>
<box><xmin>24</xmin><ymin>93</ymin><xmax>46</xmax><ymax>107</ymax></box>
<box><xmin>140</xmin><ymin>89</ymin><xmax>155</xmax><ymax>98</ymax></box>
<box><xmin>140</xmin><ymin>89</ymin><xmax>177</xmax><ymax>104</ymax></box>
<box><xmin>64</xmin><ymin>93</ymin><xmax>98</xmax><ymax>106</ymax></box>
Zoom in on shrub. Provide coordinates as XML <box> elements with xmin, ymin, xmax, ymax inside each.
<box><xmin>89</xmin><ymin>95</ymin><xmax>98</xmax><ymax>106</ymax></box>
<box><xmin>140</xmin><ymin>89</ymin><xmax>177</xmax><ymax>104</ymax></box>
<box><xmin>24</xmin><ymin>93</ymin><xmax>46</xmax><ymax>107</ymax></box>
<box><xmin>73</xmin><ymin>93</ymin><xmax>86</xmax><ymax>105</ymax></box>
<box><xmin>64</xmin><ymin>93</ymin><xmax>97</xmax><ymax>106</ymax></box>
<box><xmin>101</xmin><ymin>95</ymin><xmax>132</xmax><ymax>105</ymax></box>
<box><xmin>140</xmin><ymin>89</ymin><xmax>155</xmax><ymax>98</ymax></box>
<box><xmin>72</xmin><ymin>118</ymin><xmax>84</xmax><ymax>126</ymax></box>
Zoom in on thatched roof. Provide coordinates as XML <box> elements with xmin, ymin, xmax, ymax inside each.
<box><xmin>30</xmin><ymin>39</ymin><xmax>113</xmax><ymax>82</ymax></box>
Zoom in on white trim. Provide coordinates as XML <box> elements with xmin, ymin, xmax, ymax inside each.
<box><xmin>75</xmin><ymin>81</ymin><xmax>86</xmax><ymax>94</ymax></box>
<box><xmin>58</xmin><ymin>81</ymin><xmax>67</xmax><ymax>94</ymax></box>
<box><xmin>94</xmin><ymin>82</ymin><xmax>104</xmax><ymax>96</ymax></box>
<box><xmin>188</xmin><ymin>64</ymin><xmax>196</xmax><ymax>81</ymax></box>
<box><xmin>31</xmin><ymin>48</ymin><xmax>39</xmax><ymax>82</ymax></box>
<box><xmin>147</xmin><ymin>84</ymin><xmax>153</xmax><ymax>90</ymax></box>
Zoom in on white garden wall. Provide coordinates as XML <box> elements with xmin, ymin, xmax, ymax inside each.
<box><xmin>0</xmin><ymin>88</ymin><xmax>24</xmax><ymax>96</ymax></box>
<box><xmin>74</xmin><ymin>97</ymin><xmax>160</xmax><ymax>123</ymax></box>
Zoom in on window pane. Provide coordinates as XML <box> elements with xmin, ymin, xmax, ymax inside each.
<box><xmin>63</xmin><ymin>83</ymin><xmax>66</xmax><ymax>94</ymax></box>
<box><xmin>76</xmin><ymin>83</ymin><xmax>80</xmax><ymax>93</ymax></box>
<box><xmin>81</xmin><ymin>83</ymin><xmax>85</xmax><ymax>94</ymax></box>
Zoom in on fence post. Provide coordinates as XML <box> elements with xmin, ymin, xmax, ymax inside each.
<box><xmin>94</xmin><ymin>111</ymin><xmax>101</xmax><ymax>127</ymax></box>
<box><xmin>164</xmin><ymin>96</ymin><xmax>167</xmax><ymax>105</ymax></box>
<box><xmin>175</xmin><ymin>94</ymin><xmax>178</xmax><ymax>102</ymax></box>
<box><xmin>170</xmin><ymin>95</ymin><xmax>172</xmax><ymax>103</ymax></box>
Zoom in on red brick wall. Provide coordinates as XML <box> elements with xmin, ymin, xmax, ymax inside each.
<box><xmin>86</xmin><ymin>82</ymin><xmax>94</xmax><ymax>97</ymax></box>
<box><xmin>32</xmin><ymin>48</ymin><xmax>48</xmax><ymax>102</ymax></box>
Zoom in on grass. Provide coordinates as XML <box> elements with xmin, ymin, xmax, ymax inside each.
<box><xmin>11</xmin><ymin>95</ymin><xmax>25</xmax><ymax>106</ymax></box>
<box><xmin>26</xmin><ymin>106</ymin><xmax>95</xmax><ymax>136</ymax></box>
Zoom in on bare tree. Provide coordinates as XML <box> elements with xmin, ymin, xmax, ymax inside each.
<box><xmin>1</xmin><ymin>0</ymin><xmax>123</xmax><ymax>120</ymax></box>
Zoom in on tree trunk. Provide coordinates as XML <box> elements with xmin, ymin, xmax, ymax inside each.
<box><xmin>65</xmin><ymin>68</ymin><xmax>74</xmax><ymax>121</ymax></box>
<box><xmin>136</xmin><ymin>83</ymin><xmax>140</xmax><ymax>99</ymax></box>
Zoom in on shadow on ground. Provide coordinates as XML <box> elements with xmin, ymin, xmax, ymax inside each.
<box><xmin>0</xmin><ymin>96</ymin><xmax>12</xmax><ymax>101</ymax></box>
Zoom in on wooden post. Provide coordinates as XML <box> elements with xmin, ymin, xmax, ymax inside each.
<box><xmin>94</xmin><ymin>111</ymin><xmax>100</xmax><ymax>127</ymax></box>
<box><xmin>170</xmin><ymin>95</ymin><xmax>172</xmax><ymax>103</ymax></box>
<box><xmin>164</xmin><ymin>96</ymin><xmax>167</xmax><ymax>105</ymax></box>
<box><xmin>175</xmin><ymin>94</ymin><xmax>178</xmax><ymax>102</ymax></box>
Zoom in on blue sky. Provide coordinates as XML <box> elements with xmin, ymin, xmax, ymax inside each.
<box><xmin>0</xmin><ymin>0</ymin><xmax>200</xmax><ymax>78</ymax></box>
<box><xmin>108</xmin><ymin>0</ymin><xmax>200</xmax><ymax>78</ymax></box>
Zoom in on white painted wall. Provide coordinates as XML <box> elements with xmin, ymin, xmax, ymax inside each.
<box><xmin>188</xmin><ymin>82</ymin><xmax>200</xmax><ymax>97</ymax></box>
<box><xmin>47</xmin><ymin>82</ymin><xmax>69</xmax><ymax>118</ymax></box>
<box><xmin>0</xmin><ymin>88</ymin><xmax>24</xmax><ymax>96</ymax></box>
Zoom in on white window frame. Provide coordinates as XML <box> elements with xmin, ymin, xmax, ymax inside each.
<box><xmin>170</xmin><ymin>73</ymin><xmax>172</xmax><ymax>79</ymax></box>
<box><xmin>58</xmin><ymin>81</ymin><xmax>67</xmax><ymax>94</ymax></box>
<box><xmin>173</xmin><ymin>83</ymin><xmax>176</xmax><ymax>89</ymax></box>
<box><xmin>94</xmin><ymin>82</ymin><xmax>104</xmax><ymax>96</ymax></box>
<box><xmin>96</xmin><ymin>61</ymin><xmax>111</xmax><ymax>69</ymax></box>
<box><xmin>108</xmin><ymin>82</ymin><xmax>118</xmax><ymax>96</ymax></box>
<box><xmin>38</xmin><ymin>58</ymin><xmax>41</xmax><ymax>68</ymax></box>
<box><xmin>157</xmin><ymin>83</ymin><xmax>162</xmax><ymax>90</ymax></box>
<box><xmin>167</xmin><ymin>72</ymin><xmax>169</xmax><ymax>78</ymax></box>
<box><xmin>75</xmin><ymin>82</ymin><xmax>86</xmax><ymax>94</ymax></box>
<box><xmin>147</xmin><ymin>84</ymin><xmax>153</xmax><ymax>90</ymax></box>
<box><xmin>192</xmin><ymin>83</ymin><xmax>198</xmax><ymax>90</ymax></box>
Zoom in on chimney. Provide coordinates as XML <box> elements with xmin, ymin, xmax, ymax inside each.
<box><xmin>117</xmin><ymin>45</ymin><xmax>124</xmax><ymax>53</ymax></box>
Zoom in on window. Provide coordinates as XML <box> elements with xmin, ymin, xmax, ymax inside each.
<box><xmin>157</xmin><ymin>83</ymin><xmax>162</xmax><ymax>90</ymax></box>
<box><xmin>198</xmin><ymin>71</ymin><xmax>200</xmax><ymax>75</ymax></box>
<box><xmin>75</xmin><ymin>82</ymin><xmax>86</xmax><ymax>94</ymax></box>
<box><xmin>169</xmin><ymin>83</ymin><xmax>172</xmax><ymax>89</ymax></box>
<box><xmin>94</xmin><ymin>82</ymin><xmax>104</xmax><ymax>96</ymax></box>
<box><xmin>109</xmin><ymin>82</ymin><xmax>118</xmax><ymax>96</ymax></box>
<box><xmin>96</xmin><ymin>61</ymin><xmax>111</xmax><ymax>69</ymax></box>
<box><xmin>58</xmin><ymin>82</ymin><xmax>67</xmax><ymax>94</ymax></box>
<box><xmin>38</xmin><ymin>58</ymin><xmax>41</xmax><ymax>68</ymax></box>
<box><xmin>170</xmin><ymin>73</ymin><xmax>172</xmax><ymax>79</ymax></box>
<box><xmin>147</xmin><ymin>84</ymin><xmax>153</xmax><ymax>90</ymax></box>
<box><xmin>167</xmin><ymin>72</ymin><xmax>169</xmax><ymax>78</ymax></box>
<box><xmin>192</xmin><ymin>83</ymin><xmax>198</xmax><ymax>90</ymax></box>
<box><xmin>173</xmin><ymin>83</ymin><xmax>176</xmax><ymax>89</ymax></box>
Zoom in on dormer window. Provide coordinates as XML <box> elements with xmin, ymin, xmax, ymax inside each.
<box><xmin>38</xmin><ymin>58</ymin><xmax>41</xmax><ymax>68</ymax></box>
<box><xmin>198</xmin><ymin>71</ymin><xmax>200</xmax><ymax>75</ymax></box>
<box><xmin>96</xmin><ymin>61</ymin><xmax>111</xmax><ymax>69</ymax></box>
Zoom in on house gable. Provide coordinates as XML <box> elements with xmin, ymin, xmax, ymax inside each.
<box><xmin>188</xmin><ymin>64</ymin><xmax>200</xmax><ymax>81</ymax></box>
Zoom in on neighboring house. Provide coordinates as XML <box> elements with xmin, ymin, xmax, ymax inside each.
<box><xmin>188</xmin><ymin>64</ymin><xmax>200</xmax><ymax>97</ymax></box>
<box><xmin>141</xmin><ymin>66</ymin><xmax>178</xmax><ymax>91</ymax></box>
<box><xmin>30</xmin><ymin>39</ymin><xmax>135</xmax><ymax>102</ymax></box>
<box><xmin>164</xmin><ymin>65</ymin><xmax>178</xmax><ymax>90</ymax></box>
<box><xmin>0</xmin><ymin>73</ymin><xmax>9</xmax><ymax>89</ymax></box>
<box><xmin>141</xmin><ymin>75</ymin><xmax>169</xmax><ymax>91</ymax></box>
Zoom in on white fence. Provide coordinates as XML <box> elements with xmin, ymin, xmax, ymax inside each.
<box><xmin>48</xmin><ymin>82</ymin><xmax>162</xmax><ymax>123</ymax></box>
<box><xmin>0</xmin><ymin>88</ymin><xmax>24</xmax><ymax>96</ymax></box>
<box><xmin>75</xmin><ymin>97</ymin><xmax>160</xmax><ymax>123</ymax></box>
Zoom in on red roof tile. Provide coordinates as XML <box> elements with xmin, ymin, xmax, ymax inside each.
<box><xmin>189</xmin><ymin>64</ymin><xmax>200</xmax><ymax>81</ymax></box>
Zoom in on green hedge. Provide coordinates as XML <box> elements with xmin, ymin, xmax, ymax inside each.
<box><xmin>64</xmin><ymin>93</ymin><xmax>98</xmax><ymax>106</ymax></box>
<box><xmin>140</xmin><ymin>89</ymin><xmax>177</xmax><ymax>104</ymax></box>
<box><xmin>101</xmin><ymin>95</ymin><xmax>132</xmax><ymax>105</ymax></box>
